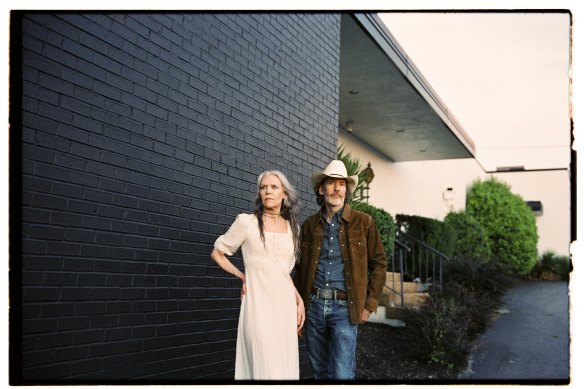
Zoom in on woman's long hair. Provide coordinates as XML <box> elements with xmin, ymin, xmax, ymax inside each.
<box><xmin>254</xmin><ymin>170</ymin><xmax>301</xmax><ymax>262</ymax></box>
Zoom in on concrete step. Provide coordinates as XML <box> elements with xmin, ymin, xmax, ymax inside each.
<box><xmin>386</xmin><ymin>271</ymin><xmax>401</xmax><ymax>283</ymax></box>
<box><xmin>375</xmin><ymin>272</ymin><xmax>431</xmax><ymax>325</ymax></box>
<box><xmin>379</xmin><ymin>272</ymin><xmax>430</xmax><ymax>319</ymax></box>
<box><xmin>384</xmin><ymin>272</ymin><xmax>430</xmax><ymax>293</ymax></box>
<box><xmin>369</xmin><ymin>306</ymin><xmax>405</xmax><ymax>327</ymax></box>
<box><xmin>380</xmin><ymin>290</ymin><xmax>428</xmax><ymax>309</ymax></box>
<box><xmin>385</xmin><ymin>281</ymin><xmax>429</xmax><ymax>294</ymax></box>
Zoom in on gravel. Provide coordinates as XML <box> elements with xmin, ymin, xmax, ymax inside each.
<box><xmin>355</xmin><ymin>321</ymin><xmax>459</xmax><ymax>382</ymax></box>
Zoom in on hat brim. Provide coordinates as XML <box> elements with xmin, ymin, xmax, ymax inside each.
<box><xmin>311</xmin><ymin>172</ymin><xmax>358</xmax><ymax>196</ymax></box>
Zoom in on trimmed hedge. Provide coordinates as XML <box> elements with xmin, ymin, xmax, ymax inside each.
<box><xmin>444</xmin><ymin>211</ymin><xmax>492</xmax><ymax>263</ymax></box>
<box><xmin>395</xmin><ymin>214</ymin><xmax>456</xmax><ymax>258</ymax></box>
<box><xmin>352</xmin><ymin>202</ymin><xmax>395</xmax><ymax>261</ymax></box>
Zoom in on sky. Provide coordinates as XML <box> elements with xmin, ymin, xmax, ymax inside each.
<box><xmin>379</xmin><ymin>11</ymin><xmax>572</xmax><ymax>172</ymax></box>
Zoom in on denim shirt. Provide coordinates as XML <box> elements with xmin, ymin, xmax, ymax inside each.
<box><xmin>313</xmin><ymin>208</ymin><xmax>346</xmax><ymax>292</ymax></box>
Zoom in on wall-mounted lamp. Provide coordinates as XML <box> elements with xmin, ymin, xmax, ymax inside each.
<box><xmin>361</xmin><ymin>162</ymin><xmax>374</xmax><ymax>203</ymax></box>
<box><xmin>496</xmin><ymin>166</ymin><xmax>525</xmax><ymax>172</ymax></box>
<box><xmin>443</xmin><ymin>187</ymin><xmax>455</xmax><ymax>211</ymax></box>
<box><xmin>526</xmin><ymin>201</ymin><xmax>543</xmax><ymax>216</ymax></box>
<box><xmin>346</xmin><ymin>121</ymin><xmax>353</xmax><ymax>133</ymax></box>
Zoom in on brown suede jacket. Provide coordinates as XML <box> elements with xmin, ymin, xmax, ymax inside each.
<box><xmin>293</xmin><ymin>205</ymin><xmax>387</xmax><ymax>324</ymax></box>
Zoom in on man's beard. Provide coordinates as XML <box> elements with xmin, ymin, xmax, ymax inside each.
<box><xmin>324</xmin><ymin>194</ymin><xmax>344</xmax><ymax>208</ymax></box>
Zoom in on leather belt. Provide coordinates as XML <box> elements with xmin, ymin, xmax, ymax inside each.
<box><xmin>311</xmin><ymin>287</ymin><xmax>348</xmax><ymax>300</ymax></box>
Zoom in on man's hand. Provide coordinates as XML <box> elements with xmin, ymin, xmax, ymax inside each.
<box><xmin>360</xmin><ymin>308</ymin><xmax>372</xmax><ymax>324</ymax></box>
<box><xmin>296</xmin><ymin>294</ymin><xmax>305</xmax><ymax>336</ymax></box>
<box><xmin>297</xmin><ymin>303</ymin><xmax>305</xmax><ymax>336</ymax></box>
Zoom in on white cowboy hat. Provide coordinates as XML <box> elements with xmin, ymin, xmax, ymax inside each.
<box><xmin>311</xmin><ymin>160</ymin><xmax>358</xmax><ymax>195</ymax></box>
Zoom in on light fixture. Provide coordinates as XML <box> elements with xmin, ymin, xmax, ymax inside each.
<box><xmin>346</xmin><ymin>121</ymin><xmax>353</xmax><ymax>133</ymax></box>
<box><xmin>443</xmin><ymin>187</ymin><xmax>455</xmax><ymax>211</ymax></box>
<box><xmin>496</xmin><ymin>166</ymin><xmax>525</xmax><ymax>172</ymax></box>
<box><xmin>361</xmin><ymin>162</ymin><xmax>374</xmax><ymax>203</ymax></box>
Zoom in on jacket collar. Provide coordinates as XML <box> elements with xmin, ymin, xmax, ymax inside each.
<box><xmin>340</xmin><ymin>204</ymin><xmax>352</xmax><ymax>222</ymax></box>
<box><xmin>312</xmin><ymin>204</ymin><xmax>353</xmax><ymax>227</ymax></box>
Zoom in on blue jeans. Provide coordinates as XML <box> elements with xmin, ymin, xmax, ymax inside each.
<box><xmin>306</xmin><ymin>294</ymin><xmax>359</xmax><ymax>380</ymax></box>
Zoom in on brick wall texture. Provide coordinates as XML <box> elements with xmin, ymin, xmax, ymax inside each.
<box><xmin>14</xmin><ymin>12</ymin><xmax>341</xmax><ymax>382</ymax></box>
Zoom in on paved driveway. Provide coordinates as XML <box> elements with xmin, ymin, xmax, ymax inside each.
<box><xmin>459</xmin><ymin>280</ymin><xmax>570</xmax><ymax>383</ymax></box>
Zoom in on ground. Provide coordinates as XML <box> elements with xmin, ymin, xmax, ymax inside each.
<box><xmin>355</xmin><ymin>321</ymin><xmax>459</xmax><ymax>382</ymax></box>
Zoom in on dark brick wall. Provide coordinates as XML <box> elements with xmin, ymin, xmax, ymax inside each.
<box><xmin>13</xmin><ymin>12</ymin><xmax>340</xmax><ymax>382</ymax></box>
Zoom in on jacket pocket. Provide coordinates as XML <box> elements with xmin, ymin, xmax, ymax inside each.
<box><xmin>349</xmin><ymin>238</ymin><xmax>367</xmax><ymax>259</ymax></box>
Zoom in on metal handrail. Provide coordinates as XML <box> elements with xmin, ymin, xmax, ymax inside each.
<box><xmin>388</xmin><ymin>231</ymin><xmax>450</xmax><ymax>307</ymax></box>
<box><xmin>398</xmin><ymin>232</ymin><xmax>450</xmax><ymax>260</ymax></box>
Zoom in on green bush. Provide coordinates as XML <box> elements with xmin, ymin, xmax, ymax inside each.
<box><xmin>395</xmin><ymin>214</ymin><xmax>456</xmax><ymax>258</ymax></box>
<box><xmin>352</xmin><ymin>202</ymin><xmax>395</xmax><ymax>260</ymax></box>
<box><xmin>466</xmin><ymin>178</ymin><xmax>538</xmax><ymax>276</ymax></box>
<box><xmin>444</xmin><ymin>211</ymin><xmax>492</xmax><ymax>263</ymax></box>
<box><xmin>528</xmin><ymin>250</ymin><xmax>571</xmax><ymax>280</ymax></box>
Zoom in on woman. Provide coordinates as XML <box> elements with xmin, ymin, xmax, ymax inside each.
<box><xmin>211</xmin><ymin>170</ymin><xmax>305</xmax><ymax>380</ymax></box>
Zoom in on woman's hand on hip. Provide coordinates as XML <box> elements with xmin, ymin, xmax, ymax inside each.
<box><xmin>240</xmin><ymin>275</ymin><xmax>246</xmax><ymax>300</ymax></box>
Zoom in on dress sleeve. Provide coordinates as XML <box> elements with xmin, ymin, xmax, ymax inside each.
<box><xmin>214</xmin><ymin>214</ymin><xmax>249</xmax><ymax>256</ymax></box>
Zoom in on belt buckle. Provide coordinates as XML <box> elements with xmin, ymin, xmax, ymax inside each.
<box><xmin>320</xmin><ymin>288</ymin><xmax>333</xmax><ymax>299</ymax></box>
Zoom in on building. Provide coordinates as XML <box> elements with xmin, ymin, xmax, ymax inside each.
<box><xmin>337</xmin><ymin>13</ymin><xmax>572</xmax><ymax>257</ymax></box>
<box><xmin>10</xmin><ymin>11</ymin><xmax>572</xmax><ymax>383</ymax></box>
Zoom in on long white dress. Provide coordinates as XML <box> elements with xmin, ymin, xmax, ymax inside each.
<box><xmin>214</xmin><ymin>213</ymin><xmax>299</xmax><ymax>380</ymax></box>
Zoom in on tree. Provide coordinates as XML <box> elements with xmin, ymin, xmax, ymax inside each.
<box><xmin>337</xmin><ymin>145</ymin><xmax>367</xmax><ymax>205</ymax></box>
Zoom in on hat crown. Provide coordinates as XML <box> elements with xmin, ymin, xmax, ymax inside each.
<box><xmin>311</xmin><ymin>159</ymin><xmax>358</xmax><ymax>196</ymax></box>
<box><xmin>322</xmin><ymin>160</ymin><xmax>349</xmax><ymax>178</ymax></box>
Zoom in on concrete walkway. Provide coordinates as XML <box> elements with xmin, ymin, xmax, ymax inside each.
<box><xmin>458</xmin><ymin>280</ymin><xmax>570</xmax><ymax>384</ymax></box>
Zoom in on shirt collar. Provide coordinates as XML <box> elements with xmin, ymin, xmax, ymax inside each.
<box><xmin>321</xmin><ymin>206</ymin><xmax>343</xmax><ymax>224</ymax></box>
<box><xmin>311</xmin><ymin>204</ymin><xmax>353</xmax><ymax>228</ymax></box>
<box><xmin>319</xmin><ymin>205</ymin><xmax>353</xmax><ymax>223</ymax></box>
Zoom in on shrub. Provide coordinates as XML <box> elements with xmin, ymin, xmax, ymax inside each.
<box><xmin>444</xmin><ymin>211</ymin><xmax>492</xmax><ymax>263</ymax></box>
<box><xmin>352</xmin><ymin>202</ymin><xmax>395</xmax><ymax>261</ymax></box>
<box><xmin>444</xmin><ymin>256</ymin><xmax>515</xmax><ymax>300</ymax></box>
<box><xmin>528</xmin><ymin>250</ymin><xmax>571</xmax><ymax>280</ymax></box>
<box><xmin>402</xmin><ymin>255</ymin><xmax>515</xmax><ymax>369</ymax></box>
<box><xmin>402</xmin><ymin>293</ymin><xmax>470</xmax><ymax>370</ymax></box>
<box><xmin>395</xmin><ymin>214</ymin><xmax>456</xmax><ymax>258</ymax></box>
<box><xmin>465</xmin><ymin>178</ymin><xmax>538</xmax><ymax>276</ymax></box>
<box><xmin>442</xmin><ymin>256</ymin><xmax>515</xmax><ymax>337</ymax></box>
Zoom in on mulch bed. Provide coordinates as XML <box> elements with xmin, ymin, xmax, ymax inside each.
<box><xmin>355</xmin><ymin>321</ymin><xmax>459</xmax><ymax>382</ymax></box>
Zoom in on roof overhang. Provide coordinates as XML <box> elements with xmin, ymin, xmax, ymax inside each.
<box><xmin>339</xmin><ymin>13</ymin><xmax>476</xmax><ymax>162</ymax></box>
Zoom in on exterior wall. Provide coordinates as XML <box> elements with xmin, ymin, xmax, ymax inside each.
<box><xmin>15</xmin><ymin>13</ymin><xmax>341</xmax><ymax>382</ymax></box>
<box><xmin>339</xmin><ymin>132</ymin><xmax>572</xmax><ymax>257</ymax></box>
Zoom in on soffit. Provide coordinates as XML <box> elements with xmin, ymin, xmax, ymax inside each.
<box><xmin>339</xmin><ymin>14</ymin><xmax>476</xmax><ymax>161</ymax></box>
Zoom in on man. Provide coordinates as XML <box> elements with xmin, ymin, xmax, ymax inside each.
<box><xmin>293</xmin><ymin>159</ymin><xmax>387</xmax><ymax>380</ymax></box>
